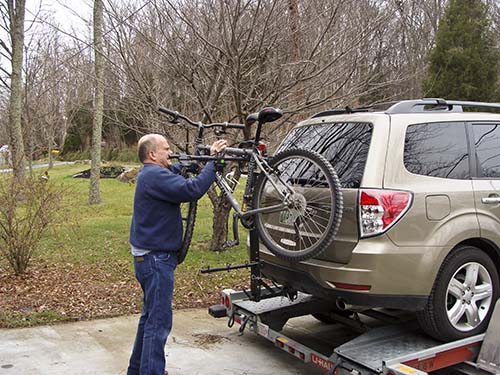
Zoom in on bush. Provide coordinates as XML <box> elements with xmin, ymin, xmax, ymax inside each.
<box><xmin>104</xmin><ymin>147</ymin><xmax>139</xmax><ymax>163</ymax></box>
<box><xmin>59</xmin><ymin>150</ymin><xmax>91</xmax><ymax>162</ymax></box>
<box><xmin>0</xmin><ymin>176</ymin><xmax>67</xmax><ymax>275</ymax></box>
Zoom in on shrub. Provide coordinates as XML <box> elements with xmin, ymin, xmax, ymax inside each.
<box><xmin>0</xmin><ymin>176</ymin><xmax>67</xmax><ymax>275</ymax></box>
<box><xmin>59</xmin><ymin>150</ymin><xmax>91</xmax><ymax>162</ymax></box>
<box><xmin>104</xmin><ymin>147</ymin><xmax>139</xmax><ymax>163</ymax></box>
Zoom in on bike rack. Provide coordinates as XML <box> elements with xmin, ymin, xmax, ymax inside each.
<box><xmin>200</xmin><ymin>224</ymin><xmax>292</xmax><ymax>303</ymax></box>
<box><xmin>200</xmin><ymin>226</ymin><xmax>263</xmax><ymax>301</ymax></box>
<box><xmin>249</xmin><ymin>228</ymin><xmax>262</xmax><ymax>301</ymax></box>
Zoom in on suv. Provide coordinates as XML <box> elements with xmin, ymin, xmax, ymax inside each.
<box><xmin>259</xmin><ymin>98</ymin><xmax>500</xmax><ymax>342</ymax></box>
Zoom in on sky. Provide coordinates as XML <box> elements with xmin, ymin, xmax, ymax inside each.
<box><xmin>25</xmin><ymin>0</ymin><xmax>93</xmax><ymax>37</ymax></box>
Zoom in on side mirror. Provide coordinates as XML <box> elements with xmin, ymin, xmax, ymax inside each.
<box><xmin>258</xmin><ymin>107</ymin><xmax>283</xmax><ymax>124</ymax></box>
<box><xmin>245</xmin><ymin>112</ymin><xmax>258</xmax><ymax>126</ymax></box>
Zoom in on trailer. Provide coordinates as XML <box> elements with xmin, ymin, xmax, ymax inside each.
<box><xmin>201</xmin><ymin>228</ymin><xmax>499</xmax><ymax>375</ymax></box>
<box><xmin>209</xmin><ymin>288</ymin><xmax>500</xmax><ymax>375</ymax></box>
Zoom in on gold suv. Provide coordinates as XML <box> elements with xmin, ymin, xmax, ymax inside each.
<box><xmin>259</xmin><ymin>98</ymin><xmax>500</xmax><ymax>341</ymax></box>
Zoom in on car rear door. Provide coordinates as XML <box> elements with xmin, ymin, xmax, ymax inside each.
<box><xmin>470</xmin><ymin>122</ymin><xmax>500</xmax><ymax>243</ymax></box>
<box><xmin>383</xmin><ymin>119</ymin><xmax>478</xmax><ymax>247</ymax></box>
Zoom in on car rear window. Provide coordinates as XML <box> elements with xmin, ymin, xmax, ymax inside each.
<box><xmin>278</xmin><ymin>122</ymin><xmax>372</xmax><ymax>188</ymax></box>
<box><xmin>404</xmin><ymin>122</ymin><xmax>470</xmax><ymax>179</ymax></box>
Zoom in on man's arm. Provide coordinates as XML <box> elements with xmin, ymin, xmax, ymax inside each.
<box><xmin>149</xmin><ymin>139</ymin><xmax>226</xmax><ymax>202</ymax></box>
<box><xmin>147</xmin><ymin>162</ymin><xmax>217</xmax><ymax>203</ymax></box>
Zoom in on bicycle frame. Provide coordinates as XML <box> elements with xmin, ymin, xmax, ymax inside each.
<box><xmin>213</xmin><ymin>149</ymin><xmax>294</xmax><ymax>220</ymax></box>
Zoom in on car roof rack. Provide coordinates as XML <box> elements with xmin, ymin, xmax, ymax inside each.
<box><xmin>310</xmin><ymin>107</ymin><xmax>370</xmax><ymax>118</ymax></box>
<box><xmin>310</xmin><ymin>99</ymin><xmax>500</xmax><ymax>118</ymax></box>
<box><xmin>386</xmin><ymin>98</ymin><xmax>500</xmax><ymax>114</ymax></box>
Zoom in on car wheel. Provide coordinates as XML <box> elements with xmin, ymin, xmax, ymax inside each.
<box><xmin>417</xmin><ymin>245</ymin><xmax>499</xmax><ymax>341</ymax></box>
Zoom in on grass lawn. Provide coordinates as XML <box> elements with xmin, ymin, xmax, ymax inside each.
<box><xmin>0</xmin><ymin>163</ymin><xmax>250</xmax><ymax>328</ymax></box>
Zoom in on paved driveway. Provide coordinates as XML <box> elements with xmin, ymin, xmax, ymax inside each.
<box><xmin>0</xmin><ymin>309</ymin><xmax>326</xmax><ymax>375</ymax></box>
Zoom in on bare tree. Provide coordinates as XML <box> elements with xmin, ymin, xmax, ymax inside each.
<box><xmin>89</xmin><ymin>0</ymin><xmax>104</xmax><ymax>205</ymax></box>
<box><xmin>6</xmin><ymin>0</ymin><xmax>26</xmax><ymax>183</ymax></box>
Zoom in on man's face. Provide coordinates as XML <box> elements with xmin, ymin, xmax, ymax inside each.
<box><xmin>153</xmin><ymin>137</ymin><xmax>173</xmax><ymax>168</ymax></box>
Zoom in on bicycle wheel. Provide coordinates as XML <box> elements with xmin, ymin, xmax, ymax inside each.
<box><xmin>253</xmin><ymin>149</ymin><xmax>342</xmax><ymax>261</ymax></box>
<box><xmin>178</xmin><ymin>170</ymin><xmax>198</xmax><ymax>265</ymax></box>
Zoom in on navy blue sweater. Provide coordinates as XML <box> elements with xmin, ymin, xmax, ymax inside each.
<box><xmin>129</xmin><ymin>162</ymin><xmax>216</xmax><ymax>252</ymax></box>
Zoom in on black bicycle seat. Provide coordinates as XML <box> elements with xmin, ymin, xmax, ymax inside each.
<box><xmin>246</xmin><ymin>112</ymin><xmax>258</xmax><ymax>126</ymax></box>
<box><xmin>258</xmin><ymin>107</ymin><xmax>283</xmax><ymax>124</ymax></box>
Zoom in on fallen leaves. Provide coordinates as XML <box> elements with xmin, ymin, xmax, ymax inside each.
<box><xmin>0</xmin><ymin>259</ymin><xmax>249</xmax><ymax>328</ymax></box>
<box><xmin>192</xmin><ymin>333</ymin><xmax>230</xmax><ymax>348</ymax></box>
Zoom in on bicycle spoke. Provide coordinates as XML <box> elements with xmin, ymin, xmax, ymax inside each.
<box><xmin>302</xmin><ymin>213</ymin><xmax>326</xmax><ymax>240</ymax></box>
<box><xmin>307</xmin><ymin>185</ymin><xmax>334</xmax><ymax>203</ymax></box>
<box><xmin>304</xmin><ymin>204</ymin><xmax>332</xmax><ymax>213</ymax></box>
<box><xmin>303</xmin><ymin>212</ymin><xmax>328</xmax><ymax>232</ymax></box>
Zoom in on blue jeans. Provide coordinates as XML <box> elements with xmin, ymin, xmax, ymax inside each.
<box><xmin>127</xmin><ymin>252</ymin><xmax>177</xmax><ymax>375</ymax></box>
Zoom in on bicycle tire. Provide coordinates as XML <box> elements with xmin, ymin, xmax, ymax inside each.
<box><xmin>253</xmin><ymin>149</ymin><xmax>343</xmax><ymax>262</ymax></box>
<box><xmin>178</xmin><ymin>170</ymin><xmax>198</xmax><ymax>265</ymax></box>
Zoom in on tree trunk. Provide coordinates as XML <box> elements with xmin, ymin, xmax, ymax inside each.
<box><xmin>287</xmin><ymin>0</ymin><xmax>301</xmax><ymax>60</ymax></box>
<box><xmin>287</xmin><ymin>0</ymin><xmax>304</xmax><ymax>105</ymax></box>
<box><xmin>7</xmin><ymin>0</ymin><xmax>26</xmax><ymax>184</ymax></box>
<box><xmin>89</xmin><ymin>0</ymin><xmax>104</xmax><ymax>205</ymax></box>
<box><xmin>48</xmin><ymin>129</ymin><xmax>54</xmax><ymax>169</ymax></box>
<box><xmin>208</xmin><ymin>187</ymin><xmax>232</xmax><ymax>251</ymax></box>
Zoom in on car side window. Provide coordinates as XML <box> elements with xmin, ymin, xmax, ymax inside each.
<box><xmin>471</xmin><ymin>123</ymin><xmax>500</xmax><ymax>178</ymax></box>
<box><xmin>404</xmin><ymin>122</ymin><xmax>470</xmax><ymax>179</ymax></box>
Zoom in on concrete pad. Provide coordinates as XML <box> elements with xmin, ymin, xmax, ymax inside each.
<box><xmin>0</xmin><ymin>309</ymin><xmax>325</xmax><ymax>375</ymax></box>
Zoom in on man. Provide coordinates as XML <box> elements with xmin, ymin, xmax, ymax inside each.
<box><xmin>127</xmin><ymin>134</ymin><xmax>227</xmax><ymax>375</ymax></box>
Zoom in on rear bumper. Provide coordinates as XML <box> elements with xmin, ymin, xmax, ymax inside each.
<box><xmin>256</xmin><ymin>233</ymin><xmax>449</xmax><ymax>309</ymax></box>
<box><xmin>260</xmin><ymin>260</ymin><xmax>428</xmax><ymax>311</ymax></box>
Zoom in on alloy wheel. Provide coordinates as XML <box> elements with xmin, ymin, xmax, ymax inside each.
<box><xmin>446</xmin><ymin>261</ymin><xmax>493</xmax><ymax>332</ymax></box>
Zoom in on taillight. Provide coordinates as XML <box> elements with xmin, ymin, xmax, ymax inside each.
<box><xmin>257</xmin><ymin>142</ymin><xmax>267</xmax><ymax>152</ymax></box>
<box><xmin>359</xmin><ymin>189</ymin><xmax>412</xmax><ymax>238</ymax></box>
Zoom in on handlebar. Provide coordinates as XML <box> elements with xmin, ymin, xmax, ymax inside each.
<box><xmin>158</xmin><ymin>106</ymin><xmax>245</xmax><ymax>130</ymax></box>
<box><xmin>197</xmin><ymin>144</ymin><xmax>252</xmax><ymax>157</ymax></box>
<box><xmin>158</xmin><ymin>106</ymin><xmax>179</xmax><ymax>118</ymax></box>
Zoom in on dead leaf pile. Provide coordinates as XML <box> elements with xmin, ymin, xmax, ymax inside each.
<box><xmin>0</xmin><ymin>260</ymin><xmax>249</xmax><ymax>327</ymax></box>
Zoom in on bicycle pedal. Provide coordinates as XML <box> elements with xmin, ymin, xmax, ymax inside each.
<box><xmin>222</xmin><ymin>240</ymin><xmax>239</xmax><ymax>248</ymax></box>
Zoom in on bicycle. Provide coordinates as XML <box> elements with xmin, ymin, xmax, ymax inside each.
<box><xmin>158</xmin><ymin>106</ymin><xmax>343</xmax><ymax>265</ymax></box>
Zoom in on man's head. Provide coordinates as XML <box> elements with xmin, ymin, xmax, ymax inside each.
<box><xmin>137</xmin><ymin>134</ymin><xmax>173</xmax><ymax>168</ymax></box>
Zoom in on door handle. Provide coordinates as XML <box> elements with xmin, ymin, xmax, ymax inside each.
<box><xmin>481</xmin><ymin>197</ymin><xmax>500</xmax><ymax>204</ymax></box>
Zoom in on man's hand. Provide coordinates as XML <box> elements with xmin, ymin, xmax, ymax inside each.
<box><xmin>210</xmin><ymin>139</ymin><xmax>228</xmax><ymax>155</ymax></box>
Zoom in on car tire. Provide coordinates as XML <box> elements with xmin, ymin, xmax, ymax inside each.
<box><xmin>178</xmin><ymin>200</ymin><xmax>197</xmax><ymax>265</ymax></box>
<box><xmin>178</xmin><ymin>169</ymin><xmax>198</xmax><ymax>265</ymax></box>
<box><xmin>417</xmin><ymin>245</ymin><xmax>499</xmax><ymax>341</ymax></box>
